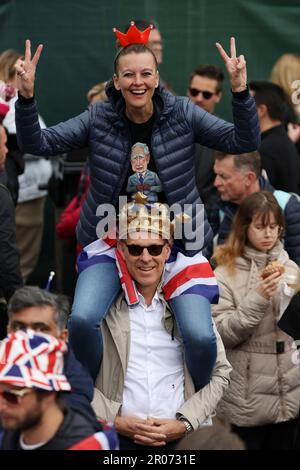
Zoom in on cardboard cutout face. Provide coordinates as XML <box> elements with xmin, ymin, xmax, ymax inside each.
<box><xmin>130</xmin><ymin>144</ymin><xmax>150</xmax><ymax>173</ymax></box>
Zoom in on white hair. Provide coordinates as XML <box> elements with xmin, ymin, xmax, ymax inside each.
<box><xmin>131</xmin><ymin>142</ymin><xmax>150</xmax><ymax>157</ymax></box>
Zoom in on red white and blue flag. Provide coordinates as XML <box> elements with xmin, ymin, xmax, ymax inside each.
<box><xmin>0</xmin><ymin>330</ymin><xmax>71</xmax><ymax>391</ymax></box>
<box><xmin>163</xmin><ymin>248</ymin><xmax>218</xmax><ymax>303</ymax></box>
<box><xmin>68</xmin><ymin>423</ymin><xmax>119</xmax><ymax>450</ymax></box>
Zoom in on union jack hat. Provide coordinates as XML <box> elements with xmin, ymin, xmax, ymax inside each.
<box><xmin>0</xmin><ymin>329</ymin><xmax>71</xmax><ymax>392</ymax></box>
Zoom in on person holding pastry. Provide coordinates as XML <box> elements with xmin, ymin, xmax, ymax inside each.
<box><xmin>211</xmin><ymin>191</ymin><xmax>300</xmax><ymax>450</ymax></box>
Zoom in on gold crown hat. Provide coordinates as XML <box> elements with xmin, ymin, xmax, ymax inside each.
<box><xmin>118</xmin><ymin>193</ymin><xmax>172</xmax><ymax>240</ymax></box>
<box><xmin>118</xmin><ymin>193</ymin><xmax>190</xmax><ymax>240</ymax></box>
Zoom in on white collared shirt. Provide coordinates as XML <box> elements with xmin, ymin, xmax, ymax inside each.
<box><xmin>121</xmin><ymin>292</ymin><xmax>185</xmax><ymax>419</ymax></box>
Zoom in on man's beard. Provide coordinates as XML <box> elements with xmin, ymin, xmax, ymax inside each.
<box><xmin>1</xmin><ymin>404</ymin><xmax>43</xmax><ymax>432</ymax></box>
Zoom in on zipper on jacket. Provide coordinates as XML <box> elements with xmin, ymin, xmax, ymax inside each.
<box><xmin>112</xmin><ymin>130</ymin><xmax>132</xmax><ymax>206</ymax></box>
<box><xmin>150</xmin><ymin>100</ymin><xmax>166</xmax><ymax>197</ymax></box>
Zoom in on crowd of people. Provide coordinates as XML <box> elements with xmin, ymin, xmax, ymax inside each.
<box><xmin>0</xmin><ymin>19</ymin><xmax>300</xmax><ymax>451</ymax></box>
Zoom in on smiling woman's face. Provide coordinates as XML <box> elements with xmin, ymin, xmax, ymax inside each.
<box><xmin>113</xmin><ymin>51</ymin><xmax>159</xmax><ymax>118</ymax></box>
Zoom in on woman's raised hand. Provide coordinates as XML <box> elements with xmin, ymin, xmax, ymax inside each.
<box><xmin>216</xmin><ymin>37</ymin><xmax>247</xmax><ymax>93</ymax></box>
<box><xmin>15</xmin><ymin>39</ymin><xmax>43</xmax><ymax>99</ymax></box>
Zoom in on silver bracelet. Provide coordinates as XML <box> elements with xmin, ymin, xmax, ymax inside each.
<box><xmin>178</xmin><ymin>417</ymin><xmax>193</xmax><ymax>434</ymax></box>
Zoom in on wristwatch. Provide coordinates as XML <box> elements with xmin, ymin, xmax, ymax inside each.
<box><xmin>178</xmin><ymin>416</ymin><xmax>193</xmax><ymax>434</ymax></box>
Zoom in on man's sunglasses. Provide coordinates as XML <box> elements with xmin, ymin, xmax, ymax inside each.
<box><xmin>189</xmin><ymin>87</ymin><xmax>215</xmax><ymax>99</ymax></box>
<box><xmin>126</xmin><ymin>243</ymin><xmax>166</xmax><ymax>257</ymax></box>
<box><xmin>0</xmin><ymin>388</ymin><xmax>34</xmax><ymax>405</ymax></box>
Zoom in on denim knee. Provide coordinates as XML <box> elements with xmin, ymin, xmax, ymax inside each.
<box><xmin>186</xmin><ymin>327</ymin><xmax>217</xmax><ymax>355</ymax></box>
<box><xmin>69</xmin><ymin>311</ymin><xmax>101</xmax><ymax>335</ymax></box>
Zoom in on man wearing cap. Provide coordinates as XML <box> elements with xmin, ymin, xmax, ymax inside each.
<box><xmin>92</xmin><ymin>202</ymin><xmax>231</xmax><ymax>450</ymax></box>
<box><xmin>0</xmin><ymin>329</ymin><xmax>117</xmax><ymax>450</ymax></box>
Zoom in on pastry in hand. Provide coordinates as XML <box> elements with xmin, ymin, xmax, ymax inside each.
<box><xmin>261</xmin><ymin>261</ymin><xmax>285</xmax><ymax>279</ymax></box>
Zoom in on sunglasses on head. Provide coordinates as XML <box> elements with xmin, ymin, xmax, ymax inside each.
<box><xmin>189</xmin><ymin>87</ymin><xmax>215</xmax><ymax>99</ymax></box>
<box><xmin>0</xmin><ymin>388</ymin><xmax>34</xmax><ymax>405</ymax></box>
<box><xmin>126</xmin><ymin>243</ymin><xmax>166</xmax><ymax>256</ymax></box>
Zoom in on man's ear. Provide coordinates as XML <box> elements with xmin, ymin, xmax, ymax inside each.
<box><xmin>113</xmin><ymin>73</ymin><xmax>121</xmax><ymax>91</ymax></box>
<box><xmin>164</xmin><ymin>242</ymin><xmax>172</xmax><ymax>261</ymax></box>
<box><xmin>59</xmin><ymin>329</ymin><xmax>69</xmax><ymax>342</ymax></box>
<box><xmin>215</xmin><ymin>91</ymin><xmax>223</xmax><ymax>104</ymax></box>
<box><xmin>43</xmin><ymin>391</ymin><xmax>57</xmax><ymax>406</ymax></box>
<box><xmin>245</xmin><ymin>171</ymin><xmax>257</xmax><ymax>187</ymax></box>
<box><xmin>257</xmin><ymin>103</ymin><xmax>267</xmax><ymax>119</ymax></box>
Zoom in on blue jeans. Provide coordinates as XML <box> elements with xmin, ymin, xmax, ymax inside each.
<box><xmin>169</xmin><ymin>294</ymin><xmax>217</xmax><ymax>390</ymax></box>
<box><xmin>69</xmin><ymin>263</ymin><xmax>217</xmax><ymax>387</ymax></box>
<box><xmin>68</xmin><ymin>262</ymin><xmax>121</xmax><ymax>380</ymax></box>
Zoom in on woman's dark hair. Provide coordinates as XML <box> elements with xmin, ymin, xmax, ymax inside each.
<box><xmin>114</xmin><ymin>44</ymin><xmax>158</xmax><ymax>74</ymax></box>
<box><xmin>213</xmin><ymin>191</ymin><xmax>285</xmax><ymax>273</ymax></box>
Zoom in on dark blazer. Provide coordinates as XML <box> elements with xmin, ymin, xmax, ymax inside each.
<box><xmin>278</xmin><ymin>291</ymin><xmax>300</xmax><ymax>340</ymax></box>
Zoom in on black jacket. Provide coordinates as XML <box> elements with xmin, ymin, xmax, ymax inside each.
<box><xmin>62</xmin><ymin>346</ymin><xmax>95</xmax><ymax>419</ymax></box>
<box><xmin>4</xmin><ymin>133</ymin><xmax>25</xmax><ymax>206</ymax></box>
<box><xmin>259</xmin><ymin>124</ymin><xmax>300</xmax><ymax>194</ymax></box>
<box><xmin>0</xmin><ymin>179</ymin><xmax>22</xmax><ymax>300</ymax></box>
<box><xmin>278</xmin><ymin>291</ymin><xmax>300</xmax><ymax>340</ymax></box>
<box><xmin>194</xmin><ymin>143</ymin><xmax>220</xmax><ymax>210</ymax></box>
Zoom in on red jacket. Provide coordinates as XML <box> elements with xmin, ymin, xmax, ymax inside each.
<box><xmin>56</xmin><ymin>173</ymin><xmax>90</xmax><ymax>240</ymax></box>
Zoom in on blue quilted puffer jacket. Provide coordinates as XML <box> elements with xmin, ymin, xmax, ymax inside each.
<box><xmin>15</xmin><ymin>82</ymin><xmax>260</xmax><ymax>254</ymax></box>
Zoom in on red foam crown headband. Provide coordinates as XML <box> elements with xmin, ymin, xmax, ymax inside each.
<box><xmin>113</xmin><ymin>21</ymin><xmax>153</xmax><ymax>47</ymax></box>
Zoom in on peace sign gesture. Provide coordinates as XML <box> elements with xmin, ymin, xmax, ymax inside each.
<box><xmin>15</xmin><ymin>39</ymin><xmax>43</xmax><ymax>99</ymax></box>
<box><xmin>216</xmin><ymin>37</ymin><xmax>247</xmax><ymax>93</ymax></box>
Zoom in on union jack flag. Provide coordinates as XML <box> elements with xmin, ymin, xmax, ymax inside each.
<box><xmin>0</xmin><ymin>330</ymin><xmax>71</xmax><ymax>391</ymax></box>
<box><xmin>68</xmin><ymin>422</ymin><xmax>119</xmax><ymax>450</ymax></box>
<box><xmin>163</xmin><ymin>247</ymin><xmax>219</xmax><ymax>303</ymax></box>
